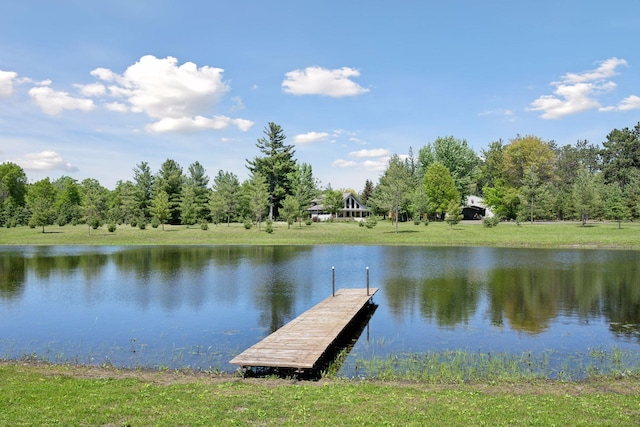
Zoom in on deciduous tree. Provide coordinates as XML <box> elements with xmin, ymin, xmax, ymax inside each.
<box><xmin>423</xmin><ymin>162</ymin><xmax>459</xmax><ymax>220</ymax></box>
<box><xmin>372</xmin><ymin>154</ymin><xmax>411</xmax><ymax>233</ymax></box>
<box><xmin>26</xmin><ymin>178</ymin><xmax>57</xmax><ymax>232</ymax></box>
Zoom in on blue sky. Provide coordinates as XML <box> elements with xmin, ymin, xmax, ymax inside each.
<box><xmin>1</xmin><ymin>1</ymin><xmax>639</xmax><ymax>191</ymax></box>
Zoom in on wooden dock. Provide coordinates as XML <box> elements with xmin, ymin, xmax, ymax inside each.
<box><xmin>230</xmin><ymin>288</ymin><xmax>378</xmax><ymax>371</ymax></box>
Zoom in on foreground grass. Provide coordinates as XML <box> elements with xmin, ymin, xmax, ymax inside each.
<box><xmin>2</xmin><ymin>219</ymin><xmax>640</xmax><ymax>248</ymax></box>
<box><xmin>1</xmin><ymin>362</ymin><xmax>639</xmax><ymax>426</ymax></box>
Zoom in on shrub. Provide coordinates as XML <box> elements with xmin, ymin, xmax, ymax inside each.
<box><xmin>265</xmin><ymin>220</ymin><xmax>273</xmax><ymax>234</ymax></box>
<box><xmin>305</xmin><ymin>218</ymin><xmax>312</xmax><ymax>226</ymax></box>
<box><xmin>138</xmin><ymin>221</ymin><xmax>146</xmax><ymax>230</ymax></box>
<box><xmin>151</xmin><ymin>217</ymin><xmax>160</xmax><ymax>228</ymax></box>
<box><xmin>200</xmin><ymin>222</ymin><xmax>209</xmax><ymax>231</ymax></box>
<box><xmin>243</xmin><ymin>218</ymin><xmax>253</xmax><ymax>229</ymax></box>
<box><xmin>90</xmin><ymin>217</ymin><xmax>102</xmax><ymax>229</ymax></box>
<box><xmin>424</xmin><ymin>218</ymin><xmax>429</xmax><ymax>226</ymax></box>
<box><xmin>413</xmin><ymin>217</ymin><xmax>421</xmax><ymax>225</ymax></box>
<box><xmin>130</xmin><ymin>217</ymin><xmax>138</xmax><ymax>228</ymax></box>
<box><xmin>483</xmin><ymin>216</ymin><xmax>500</xmax><ymax>228</ymax></box>
<box><xmin>107</xmin><ymin>223</ymin><xmax>117</xmax><ymax>232</ymax></box>
<box><xmin>364</xmin><ymin>216</ymin><xmax>377</xmax><ymax>229</ymax></box>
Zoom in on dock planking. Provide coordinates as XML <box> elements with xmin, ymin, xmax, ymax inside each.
<box><xmin>230</xmin><ymin>288</ymin><xmax>378</xmax><ymax>370</ymax></box>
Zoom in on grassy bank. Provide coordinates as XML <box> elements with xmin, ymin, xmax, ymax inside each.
<box><xmin>2</xmin><ymin>219</ymin><xmax>640</xmax><ymax>248</ymax></box>
<box><xmin>1</xmin><ymin>362</ymin><xmax>639</xmax><ymax>426</ymax></box>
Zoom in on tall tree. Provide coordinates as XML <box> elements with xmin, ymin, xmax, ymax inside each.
<box><xmin>372</xmin><ymin>154</ymin><xmax>411</xmax><ymax>233</ymax></box>
<box><xmin>423</xmin><ymin>162</ymin><xmax>459</xmax><ymax>220</ymax></box>
<box><xmin>185</xmin><ymin>161</ymin><xmax>210</xmax><ymax>222</ymax></box>
<box><xmin>53</xmin><ymin>176</ymin><xmax>82</xmax><ymax>226</ymax></box>
<box><xmin>26</xmin><ymin>178</ymin><xmax>57</xmax><ymax>232</ymax></box>
<box><xmin>246</xmin><ymin>122</ymin><xmax>297</xmax><ymax>220</ymax></box>
<box><xmin>155</xmin><ymin>159</ymin><xmax>184</xmax><ymax>225</ymax></box>
<box><xmin>478</xmin><ymin>139</ymin><xmax>506</xmax><ymax>190</ymax></box>
<box><xmin>503</xmin><ymin>135</ymin><xmax>556</xmax><ymax>188</ymax></box>
<box><xmin>418</xmin><ymin>136</ymin><xmax>479</xmax><ymax>199</ymax></box>
<box><xmin>133</xmin><ymin>161</ymin><xmax>154</xmax><ymax>223</ymax></box>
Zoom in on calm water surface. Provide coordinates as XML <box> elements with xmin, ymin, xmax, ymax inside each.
<box><xmin>1</xmin><ymin>245</ymin><xmax>639</xmax><ymax>376</ymax></box>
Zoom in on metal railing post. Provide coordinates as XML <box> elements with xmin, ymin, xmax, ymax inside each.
<box><xmin>366</xmin><ymin>266</ymin><xmax>370</xmax><ymax>296</ymax></box>
<box><xmin>332</xmin><ymin>266</ymin><xmax>335</xmax><ymax>297</ymax></box>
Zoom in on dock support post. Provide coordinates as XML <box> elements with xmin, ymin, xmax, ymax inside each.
<box><xmin>332</xmin><ymin>266</ymin><xmax>335</xmax><ymax>297</ymax></box>
<box><xmin>366</xmin><ymin>266</ymin><xmax>370</xmax><ymax>296</ymax></box>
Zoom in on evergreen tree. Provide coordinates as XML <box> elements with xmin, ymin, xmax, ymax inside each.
<box><xmin>604</xmin><ymin>184</ymin><xmax>631</xmax><ymax>228</ymax></box>
<box><xmin>133</xmin><ymin>161</ymin><xmax>154</xmax><ymax>223</ymax></box>
<box><xmin>155</xmin><ymin>159</ymin><xmax>184</xmax><ymax>225</ymax></box>
<box><xmin>360</xmin><ymin>179</ymin><xmax>375</xmax><ymax>205</ymax></box>
<box><xmin>445</xmin><ymin>199</ymin><xmax>463</xmax><ymax>230</ymax></box>
<box><xmin>246</xmin><ymin>122</ymin><xmax>297</xmax><ymax>220</ymax></box>
<box><xmin>185</xmin><ymin>161</ymin><xmax>210</xmax><ymax>222</ymax></box>
<box><xmin>81</xmin><ymin>178</ymin><xmax>109</xmax><ymax>234</ymax></box>
<box><xmin>210</xmin><ymin>170</ymin><xmax>241</xmax><ymax>226</ymax></box>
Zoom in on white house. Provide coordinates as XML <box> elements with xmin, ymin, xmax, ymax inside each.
<box><xmin>308</xmin><ymin>192</ymin><xmax>369</xmax><ymax>221</ymax></box>
<box><xmin>463</xmin><ymin>195</ymin><xmax>494</xmax><ymax>219</ymax></box>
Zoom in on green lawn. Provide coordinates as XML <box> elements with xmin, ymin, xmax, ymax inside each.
<box><xmin>1</xmin><ymin>362</ymin><xmax>639</xmax><ymax>426</ymax></box>
<box><xmin>2</xmin><ymin>219</ymin><xmax>640</xmax><ymax>248</ymax></box>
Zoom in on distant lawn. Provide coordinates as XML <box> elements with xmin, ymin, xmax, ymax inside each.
<box><xmin>1</xmin><ymin>219</ymin><xmax>639</xmax><ymax>249</ymax></box>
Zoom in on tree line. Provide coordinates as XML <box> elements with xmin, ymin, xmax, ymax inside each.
<box><xmin>364</xmin><ymin>122</ymin><xmax>640</xmax><ymax>229</ymax></box>
<box><xmin>1</xmin><ymin>121</ymin><xmax>639</xmax><ymax>232</ymax></box>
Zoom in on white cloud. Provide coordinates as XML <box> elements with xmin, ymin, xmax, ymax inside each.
<box><xmin>146</xmin><ymin>115</ymin><xmax>254</xmax><ymax>133</ymax></box>
<box><xmin>561</xmin><ymin>57</ymin><xmax>627</xmax><ymax>84</ymax></box>
<box><xmin>105</xmin><ymin>102</ymin><xmax>129</xmax><ymax>112</ymax></box>
<box><xmin>14</xmin><ymin>150</ymin><xmax>78</xmax><ymax>172</ymax></box>
<box><xmin>90</xmin><ymin>67</ymin><xmax>117</xmax><ymax>81</ymax></box>
<box><xmin>75</xmin><ymin>82</ymin><xmax>106</xmax><ymax>97</ymax></box>
<box><xmin>528</xmin><ymin>57</ymin><xmax>629</xmax><ymax>119</ymax></box>
<box><xmin>349</xmin><ymin>148</ymin><xmax>391</xmax><ymax>158</ymax></box>
<box><xmin>282</xmin><ymin>66</ymin><xmax>369</xmax><ymax>97</ymax></box>
<box><xmin>333</xmin><ymin>159</ymin><xmax>358</xmax><ymax>168</ymax></box>
<box><xmin>92</xmin><ymin>55</ymin><xmax>253</xmax><ymax>133</ymax></box>
<box><xmin>294</xmin><ymin>131</ymin><xmax>329</xmax><ymax>144</ymax></box>
<box><xmin>363</xmin><ymin>159</ymin><xmax>388</xmax><ymax>172</ymax></box>
<box><xmin>28</xmin><ymin>86</ymin><xmax>95</xmax><ymax>115</ymax></box>
<box><xmin>618</xmin><ymin>95</ymin><xmax>640</xmax><ymax>111</ymax></box>
<box><xmin>0</xmin><ymin>70</ymin><xmax>18</xmax><ymax>96</ymax></box>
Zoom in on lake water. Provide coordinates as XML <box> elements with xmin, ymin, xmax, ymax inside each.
<box><xmin>1</xmin><ymin>245</ymin><xmax>639</xmax><ymax>377</ymax></box>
